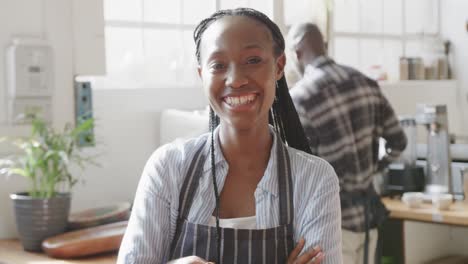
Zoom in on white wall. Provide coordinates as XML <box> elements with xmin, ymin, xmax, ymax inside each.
<box><xmin>0</xmin><ymin>0</ymin><xmax>207</xmax><ymax>238</ymax></box>
<box><xmin>440</xmin><ymin>0</ymin><xmax>468</xmax><ymax>138</ymax></box>
<box><xmin>0</xmin><ymin>0</ymin><xmax>75</xmax><ymax>238</ymax></box>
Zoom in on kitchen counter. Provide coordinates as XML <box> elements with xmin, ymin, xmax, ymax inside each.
<box><xmin>0</xmin><ymin>239</ymin><xmax>117</xmax><ymax>264</ymax></box>
<box><xmin>382</xmin><ymin>197</ymin><xmax>468</xmax><ymax>226</ymax></box>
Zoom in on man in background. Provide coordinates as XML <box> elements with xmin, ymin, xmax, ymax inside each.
<box><xmin>286</xmin><ymin>23</ymin><xmax>407</xmax><ymax>264</ymax></box>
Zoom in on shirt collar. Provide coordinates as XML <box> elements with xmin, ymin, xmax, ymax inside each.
<box><xmin>310</xmin><ymin>55</ymin><xmax>334</xmax><ymax>68</ymax></box>
<box><xmin>202</xmin><ymin>125</ymin><xmax>281</xmax><ymax>197</ymax></box>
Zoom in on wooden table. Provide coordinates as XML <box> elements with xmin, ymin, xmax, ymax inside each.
<box><xmin>380</xmin><ymin>197</ymin><xmax>468</xmax><ymax>264</ymax></box>
<box><xmin>0</xmin><ymin>239</ymin><xmax>117</xmax><ymax>264</ymax></box>
<box><xmin>382</xmin><ymin>197</ymin><xmax>468</xmax><ymax>226</ymax></box>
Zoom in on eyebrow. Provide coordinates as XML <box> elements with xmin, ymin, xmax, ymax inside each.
<box><xmin>243</xmin><ymin>43</ymin><xmax>264</xmax><ymax>50</ymax></box>
<box><xmin>208</xmin><ymin>44</ymin><xmax>265</xmax><ymax>57</ymax></box>
<box><xmin>204</xmin><ymin>43</ymin><xmax>266</xmax><ymax>64</ymax></box>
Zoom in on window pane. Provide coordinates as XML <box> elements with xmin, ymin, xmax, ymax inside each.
<box><xmin>333</xmin><ymin>0</ymin><xmax>359</xmax><ymax>32</ymax></box>
<box><xmin>405</xmin><ymin>0</ymin><xmax>438</xmax><ymax>34</ymax></box>
<box><xmin>182</xmin><ymin>0</ymin><xmax>216</xmax><ymax>25</ymax></box>
<box><xmin>144</xmin><ymin>29</ymin><xmax>182</xmax><ymax>86</ymax></box>
<box><xmin>105</xmin><ymin>27</ymin><xmax>143</xmax><ymax>75</ymax></box>
<box><xmin>182</xmin><ymin>30</ymin><xmax>201</xmax><ymax>86</ymax></box>
<box><xmin>359</xmin><ymin>39</ymin><xmax>383</xmax><ymax>75</ymax></box>
<box><xmin>104</xmin><ymin>0</ymin><xmax>142</xmax><ymax>21</ymax></box>
<box><xmin>144</xmin><ymin>0</ymin><xmax>180</xmax><ymax>24</ymax></box>
<box><xmin>334</xmin><ymin>37</ymin><xmax>359</xmax><ymax>67</ymax></box>
<box><xmin>422</xmin><ymin>0</ymin><xmax>438</xmax><ymax>34</ymax></box>
<box><xmin>220</xmin><ymin>0</ymin><xmax>272</xmax><ymax>17</ymax></box>
<box><xmin>405</xmin><ymin>0</ymin><xmax>424</xmax><ymax>34</ymax></box>
<box><xmin>220</xmin><ymin>0</ymin><xmax>248</xmax><ymax>10</ymax></box>
<box><xmin>285</xmin><ymin>0</ymin><xmax>326</xmax><ymax>26</ymax></box>
<box><xmin>405</xmin><ymin>40</ymin><xmax>424</xmax><ymax>57</ymax></box>
<box><xmin>383</xmin><ymin>40</ymin><xmax>403</xmax><ymax>81</ymax></box>
<box><xmin>247</xmin><ymin>0</ymin><xmax>273</xmax><ymax>18</ymax></box>
<box><xmin>360</xmin><ymin>0</ymin><xmax>382</xmax><ymax>33</ymax></box>
<box><xmin>383</xmin><ymin>0</ymin><xmax>402</xmax><ymax>35</ymax></box>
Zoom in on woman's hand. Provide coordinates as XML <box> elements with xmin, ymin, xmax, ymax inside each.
<box><xmin>287</xmin><ymin>238</ymin><xmax>324</xmax><ymax>264</ymax></box>
<box><xmin>167</xmin><ymin>256</ymin><xmax>215</xmax><ymax>264</ymax></box>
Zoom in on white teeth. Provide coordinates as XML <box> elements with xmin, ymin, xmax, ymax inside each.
<box><xmin>225</xmin><ymin>94</ymin><xmax>256</xmax><ymax>106</ymax></box>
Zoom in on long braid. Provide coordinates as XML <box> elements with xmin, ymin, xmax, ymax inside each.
<box><xmin>273</xmin><ymin>76</ymin><xmax>311</xmax><ymax>152</ymax></box>
<box><xmin>209</xmin><ymin>107</ymin><xmax>221</xmax><ymax>263</ymax></box>
<box><xmin>195</xmin><ymin>8</ymin><xmax>312</xmax><ymax>261</ymax></box>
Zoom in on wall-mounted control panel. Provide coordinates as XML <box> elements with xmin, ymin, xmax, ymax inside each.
<box><xmin>5</xmin><ymin>38</ymin><xmax>53</xmax><ymax>124</ymax></box>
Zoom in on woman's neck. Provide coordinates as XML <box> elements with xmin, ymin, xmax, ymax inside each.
<box><xmin>218</xmin><ymin>123</ymin><xmax>273</xmax><ymax>168</ymax></box>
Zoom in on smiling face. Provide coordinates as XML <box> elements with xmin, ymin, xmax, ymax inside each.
<box><xmin>198</xmin><ymin>15</ymin><xmax>285</xmax><ymax>131</ymax></box>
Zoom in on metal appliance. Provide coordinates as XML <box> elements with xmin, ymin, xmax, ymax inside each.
<box><xmin>384</xmin><ymin>117</ymin><xmax>425</xmax><ymax>196</ymax></box>
<box><xmin>416</xmin><ymin>104</ymin><xmax>452</xmax><ymax>195</ymax></box>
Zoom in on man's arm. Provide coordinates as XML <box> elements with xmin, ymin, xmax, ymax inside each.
<box><xmin>378</xmin><ymin>92</ymin><xmax>407</xmax><ymax>169</ymax></box>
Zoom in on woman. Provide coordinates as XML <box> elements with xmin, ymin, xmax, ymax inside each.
<box><xmin>118</xmin><ymin>8</ymin><xmax>342</xmax><ymax>264</ymax></box>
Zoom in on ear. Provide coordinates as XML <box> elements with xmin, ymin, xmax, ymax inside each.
<box><xmin>275</xmin><ymin>53</ymin><xmax>286</xmax><ymax>80</ymax></box>
<box><xmin>295</xmin><ymin>49</ymin><xmax>302</xmax><ymax>61</ymax></box>
<box><xmin>197</xmin><ymin>66</ymin><xmax>202</xmax><ymax>79</ymax></box>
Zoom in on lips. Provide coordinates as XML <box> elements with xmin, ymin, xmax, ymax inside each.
<box><xmin>223</xmin><ymin>93</ymin><xmax>257</xmax><ymax>107</ymax></box>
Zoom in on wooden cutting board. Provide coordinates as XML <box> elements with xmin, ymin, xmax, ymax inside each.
<box><xmin>68</xmin><ymin>202</ymin><xmax>131</xmax><ymax>230</ymax></box>
<box><xmin>42</xmin><ymin>221</ymin><xmax>128</xmax><ymax>259</ymax></box>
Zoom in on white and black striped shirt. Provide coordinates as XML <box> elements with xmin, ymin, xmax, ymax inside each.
<box><xmin>290</xmin><ymin>56</ymin><xmax>407</xmax><ymax>232</ymax></box>
<box><xmin>118</xmin><ymin>126</ymin><xmax>342</xmax><ymax>263</ymax></box>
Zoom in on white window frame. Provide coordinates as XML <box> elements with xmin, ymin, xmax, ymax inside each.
<box><xmin>328</xmin><ymin>0</ymin><xmax>441</xmax><ymax>79</ymax></box>
<box><xmin>95</xmin><ymin>0</ymin><xmax>290</xmax><ymax>90</ymax></box>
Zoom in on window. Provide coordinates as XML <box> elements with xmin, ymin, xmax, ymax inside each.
<box><xmin>95</xmin><ymin>0</ymin><xmax>273</xmax><ymax>89</ymax></box>
<box><xmin>331</xmin><ymin>0</ymin><xmax>440</xmax><ymax>81</ymax></box>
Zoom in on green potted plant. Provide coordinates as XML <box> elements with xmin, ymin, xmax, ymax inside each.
<box><xmin>0</xmin><ymin>114</ymin><xmax>96</xmax><ymax>252</ymax></box>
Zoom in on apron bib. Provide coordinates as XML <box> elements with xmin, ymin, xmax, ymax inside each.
<box><xmin>169</xmin><ymin>135</ymin><xmax>295</xmax><ymax>263</ymax></box>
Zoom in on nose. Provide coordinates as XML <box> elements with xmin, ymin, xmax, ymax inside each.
<box><xmin>225</xmin><ymin>65</ymin><xmax>248</xmax><ymax>88</ymax></box>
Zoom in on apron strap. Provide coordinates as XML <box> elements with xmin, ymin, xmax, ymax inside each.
<box><xmin>277</xmin><ymin>138</ymin><xmax>294</xmax><ymax>226</ymax></box>
<box><xmin>177</xmin><ymin>140</ymin><xmax>208</xmax><ymax>220</ymax></box>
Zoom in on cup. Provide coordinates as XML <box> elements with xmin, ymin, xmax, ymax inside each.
<box><xmin>402</xmin><ymin>192</ymin><xmax>424</xmax><ymax>208</ymax></box>
<box><xmin>431</xmin><ymin>194</ymin><xmax>453</xmax><ymax>210</ymax></box>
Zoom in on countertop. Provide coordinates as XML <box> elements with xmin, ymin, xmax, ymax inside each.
<box><xmin>382</xmin><ymin>197</ymin><xmax>468</xmax><ymax>226</ymax></box>
<box><xmin>0</xmin><ymin>239</ymin><xmax>117</xmax><ymax>264</ymax></box>
<box><xmin>3</xmin><ymin>199</ymin><xmax>468</xmax><ymax>262</ymax></box>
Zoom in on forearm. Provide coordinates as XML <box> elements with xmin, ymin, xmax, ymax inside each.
<box><xmin>298</xmin><ymin>172</ymin><xmax>343</xmax><ymax>263</ymax></box>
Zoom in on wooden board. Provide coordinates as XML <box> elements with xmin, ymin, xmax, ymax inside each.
<box><xmin>382</xmin><ymin>197</ymin><xmax>468</xmax><ymax>226</ymax></box>
<box><xmin>42</xmin><ymin>221</ymin><xmax>127</xmax><ymax>259</ymax></box>
<box><xmin>0</xmin><ymin>239</ymin><xmax>116</xmax><ymax>263</ymax></box>
<box><xmin>68</xmin><ymin>203</ymin><xmax>130</xmax><ymax>230</ymax></box>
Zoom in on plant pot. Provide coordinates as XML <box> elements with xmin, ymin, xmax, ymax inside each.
<box><xmin>10</xmin><ymin>192</ymin><xmax>71</xmax><ymax>252</ymax></box>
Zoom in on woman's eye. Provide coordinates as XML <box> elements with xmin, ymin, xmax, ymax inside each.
<box><xmin>211</xmin><ymin>63</ymin><xmax>226</xmax><ymax>71</ymax></box>
<box><xmin>247</xmin><ymin>57</ymin><xmax>262</xmax><ymax>64</ymax></box>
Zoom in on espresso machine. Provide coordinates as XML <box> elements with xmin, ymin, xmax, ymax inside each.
<box><xmin>416</xmin><ymin>104</ymin><xmax>452</xmax><ymax>195</ymax></box>
<box><xmin>384</xmin><ymin>117</ymin><xmax>425</xmax><ymax>195</ymax></box>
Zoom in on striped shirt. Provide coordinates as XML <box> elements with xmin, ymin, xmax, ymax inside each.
<box><xmin>118</xmin><ymin>126</ymin><xmax>342</xmax><ymax>263</ymax></box>
<box><xmin>290</xmin><ymin>56</ymin><xmax>407</xmax><ymax>232</ymax></box>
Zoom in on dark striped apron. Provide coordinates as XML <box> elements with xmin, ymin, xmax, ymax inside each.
<box><xmin>169</xmin><ymin>136</ymin><xmax>295</xmax><ymax>263</ymax></box>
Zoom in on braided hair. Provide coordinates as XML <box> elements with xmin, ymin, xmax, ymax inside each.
<box><xmin>194</xmin><ymin>8</ymin><xmax>311</xmax><ymax>262</ymax></box>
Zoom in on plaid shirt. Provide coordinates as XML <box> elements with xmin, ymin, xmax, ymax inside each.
<box><xmin>290</xmin><ymin>56</ymin><xmax>407</xmax><ymax>232</ymax></box>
